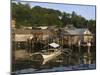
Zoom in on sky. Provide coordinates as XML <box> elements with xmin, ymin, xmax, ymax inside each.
<box><xmin>12</xmin><ymin>1</ymin><xmax>96</xmax><ymax>20</ymax></box>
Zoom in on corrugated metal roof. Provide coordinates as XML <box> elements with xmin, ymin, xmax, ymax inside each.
<box><xmin>63</xmin><ymin>28</ymin><xmax>91</xmax><ymax>35</ymax></box>
<box><xmin>12</xmin><ymin>29</ymin><xmax>33</xmax><ymax>34</ymax></box>
<box><xmin>12</xmin><ymin>29</ymin><xmax>52</xmax><ymax>34</ymax></box>
<box><xmin>68</xmin><ymin>29</ymin><xmax>88</xmax><ymax>34</ymax></box>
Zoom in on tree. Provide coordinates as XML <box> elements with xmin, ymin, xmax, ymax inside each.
<box><xmin>61</xmin><ymin>12</ymin><xmax>71</xmax><ymax>27</ymax></box>
<box><xmin>71</xmin><ymin>11</ymin><xmax>87</xmax><ymax>28</ymax></box>
<box><xmin>12</xmin><ymin>2</ymin><xmax>95</xmax><ymax>30</ymax></box>
<box><xmin>87</xmin><ymin>20</ymin><xmax>96</xmax><ymax>34</ymax></box>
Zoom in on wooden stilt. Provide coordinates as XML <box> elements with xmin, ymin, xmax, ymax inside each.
<box><xmin>87</xmin><ymin>42</ymin><xmax>91</xmax><ymax>64</ymax></box>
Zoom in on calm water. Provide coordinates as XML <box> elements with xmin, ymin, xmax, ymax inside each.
<box><xmin>14</xmin><ymin>64</ymin><xmax>96</xmax><ymax>74</ymax></box>
<box><xmin>12</xmin><ymin>45</ymin><xmax>96</xmax><ymax>74</ymax></box>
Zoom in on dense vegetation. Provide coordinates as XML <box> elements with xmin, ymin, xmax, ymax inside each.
<box><xmin>12</xmin><ymin>2</ymin><xmax>96</xmax><ymax>34</ymax></box>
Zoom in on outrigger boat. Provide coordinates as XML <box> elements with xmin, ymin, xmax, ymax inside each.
<box><xmin>30</xmin><ymin>43</ymin><xmax>72</xmax><ymax>67</ymax></box>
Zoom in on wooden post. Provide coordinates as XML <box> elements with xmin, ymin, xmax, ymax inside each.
<box><xmin>87</xmin><ymin>42</ymin><xmax>91</xmax><ymax>64</ymax></box>
<box><xmin>29</xmin><ymin>36</ymin><xmax>33</xmax><ymax>53</ymax></box>
<box><xmin>78</xmin><ymin>40</ymin><xmax>81</xmax><ymax>64</ymax></box>
<box><xmin>83</xmin><ymin>54</ymin><xmax>88</xmax><ymax>64</ymax></box>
